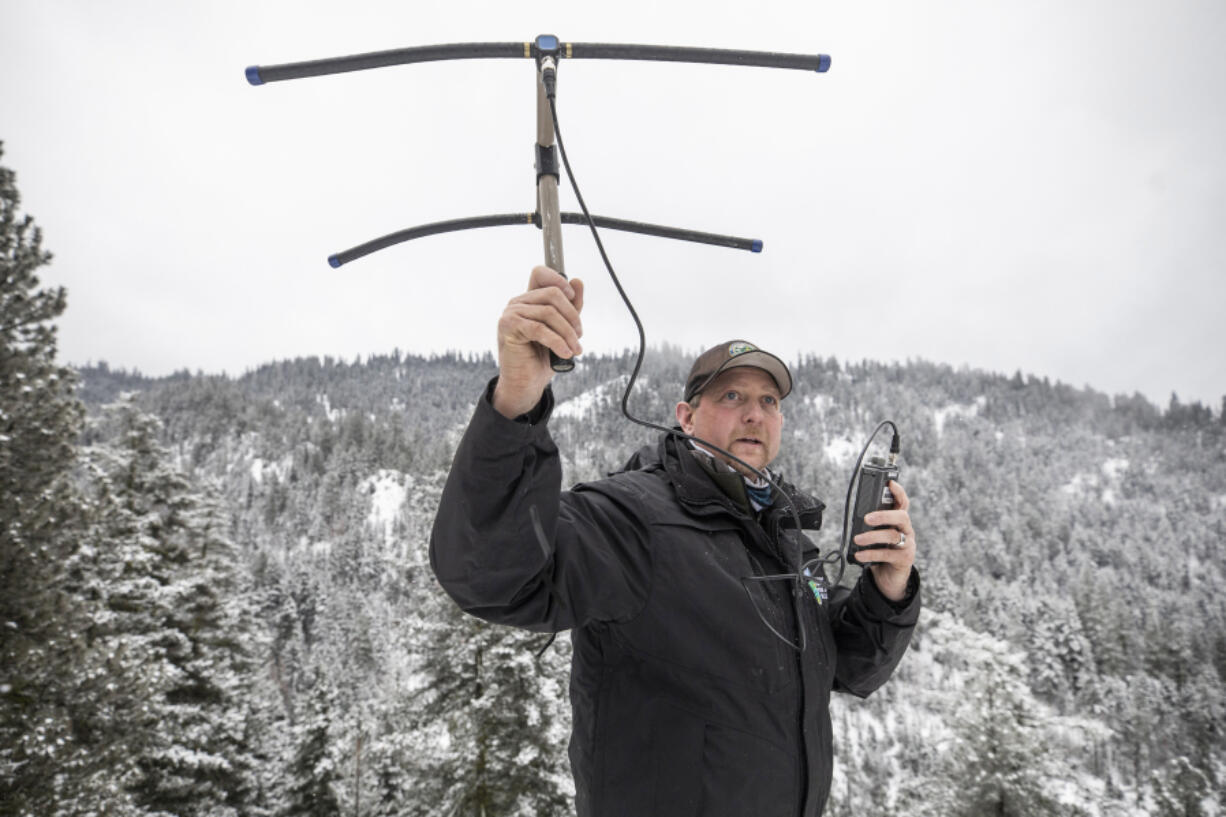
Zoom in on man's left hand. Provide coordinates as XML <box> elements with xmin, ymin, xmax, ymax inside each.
<box><xmin>852</xmin><ymin>480</ymin><xmax>917</xmax><ymax>603</ymax></box>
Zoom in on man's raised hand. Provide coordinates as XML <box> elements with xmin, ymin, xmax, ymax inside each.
<box><xmin>492</xmin><ymin>266</ymin><xmax>585</xmax><ymax>418</ymax></box>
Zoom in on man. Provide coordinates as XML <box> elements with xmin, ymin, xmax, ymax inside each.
<box><xmin>430</xmin><ymin>267</ymin><xmax>920</xmax><ymax>817</ymax></box>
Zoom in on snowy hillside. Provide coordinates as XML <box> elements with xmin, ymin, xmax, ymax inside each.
<box><xmin>60</xmin><ymin>351</ymin><xmax>1226</xmax><ymax>815</ymax></box>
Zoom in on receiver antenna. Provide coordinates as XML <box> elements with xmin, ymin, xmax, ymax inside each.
<box><xmin>247</xmin><ymin>36</ymin><xmax>830</xmax><ymax>371</ymax></box>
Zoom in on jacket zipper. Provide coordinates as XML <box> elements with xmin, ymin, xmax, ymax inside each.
<box><xmin>793</xmin><ymin>582</ymin><xmax>809</xmax><ymax>817</ymax></box>
<box><xmin>745</xmin><ymin>543</ymin><xmax>809</xmax><ymax>816</ymax></box>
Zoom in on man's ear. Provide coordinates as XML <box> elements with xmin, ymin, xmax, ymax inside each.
<box><xmin>675</xmin><ymin>401</ymin><xmax>695</xmax><ymax>434</ymax></box>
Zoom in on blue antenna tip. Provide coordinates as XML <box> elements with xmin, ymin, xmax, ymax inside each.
<box><xmin>327</xmin><ymin>254</ymin><xmax>341</xmax><ymax>269</ymax></box>
<box><xmin>245</xmin><ymin>66</ymin><xmax>264</xmax><ymax>86</ymax></box>
<box><xmin>817</xmin><ymin>55</ymin><xmax>831</xmax><ymax>73</ymax></box>
<box><xmin>751</xmin><ymin>239</ymin><xmax>763</xmax><ymax>253</ymax></box>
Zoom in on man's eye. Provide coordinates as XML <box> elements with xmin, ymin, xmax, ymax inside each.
<box><xmin>722</xmin><ymin>390</ymin><xmax>741</xmax><ymax>402</ymax></box>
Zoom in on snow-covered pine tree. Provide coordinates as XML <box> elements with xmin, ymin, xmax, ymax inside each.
<box><xmin>0</xmin><ymin>144</ymin><xmax>91</xmax><ymax>816</ymax></box>
<box><xmin>76</xmin><ymin>400</ymin><xmax>263</xmax><ymax>816</ymax></box>
<box><xmin>1150</xmin><ymin>755</ymin><xmax>1211</xmax><ymax>817</ymax></box>
<box><xmin>1024</xmin><ymin>597</ymin><xmax>1095</xmax><ymax>710</ymax></box>
<box><xmin>952</xmin><ymin>645</ymin><xmax>1063</xmax><ymax>817</ymax></box>
<box><xmin>405</xmin><ymin>591</ymin><xmax>574</xmax><ymax>817</ymax></box>
<box><xmin>280</xmin><ymin>671</ymin><xmax>342</xmax><ymax>817</ymax></box>
<box><xmin>366</xmin><ymin>730</ymin><xmax>413</xmax><ymax>817</ymax></box>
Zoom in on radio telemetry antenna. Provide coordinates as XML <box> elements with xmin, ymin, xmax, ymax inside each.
<box><xmin>246</xmin><ymin>35</ymin><xmax>830</xmax><ymax>371</ymax></box>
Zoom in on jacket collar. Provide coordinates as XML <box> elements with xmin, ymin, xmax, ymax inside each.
<box><xmin>616</xmin><ymin>430</ymin><xmax>825</xmax><ymax>530</ymax></box>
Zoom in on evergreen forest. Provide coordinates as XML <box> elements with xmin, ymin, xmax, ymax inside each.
<box><xmin>3</xmin><ymin>148</ymin><xmax>1225</xmax><ymax>816</ymax></box>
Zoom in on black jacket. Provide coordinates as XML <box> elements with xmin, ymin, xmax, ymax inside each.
<box><xmin>430</xmin><ymin>382</ymin><xmax>920</xmax><ymax>817</ymax></box>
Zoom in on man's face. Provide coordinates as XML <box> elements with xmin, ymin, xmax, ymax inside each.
<box><xmin>675</xmin><ymin>367</ymin><xmax>784</xmax><ymax>476</ymax></box>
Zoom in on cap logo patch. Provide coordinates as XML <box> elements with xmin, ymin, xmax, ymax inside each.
<box><xmin>728</xmin><ymin>342</ymin><xmax>755</xmax><ymax>357</ymax></box>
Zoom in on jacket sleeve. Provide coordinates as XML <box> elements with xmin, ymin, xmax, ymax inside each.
<box><xmin>429</xmin><ymin>379</ymin><xmax>652</xmax><ymax>633</ymax></box>
<box><xmin>828</xmin><ymin>567</ymin><xmax>921</xmax><ymax>697</ymax></box>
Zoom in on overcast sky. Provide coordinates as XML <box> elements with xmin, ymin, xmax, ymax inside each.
<box><xmin>3</xmin><ymin>0</ymin><xmax>1224</xmax><ymax>409</ymax></box>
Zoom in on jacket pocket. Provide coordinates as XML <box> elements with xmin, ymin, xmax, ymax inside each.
<box><xmin>640</xmin><ymin>702</ymin><xmax>794</xmax><ymax>817</ymax></box>
<box><xmin>596</xmin><ymin>695</ymin><xmax>705</xmax><ymax>817</ymax></box>
<box><xmin>698</xmin><ymin>720</ymin><xmax>794</xmax><ymax>817</ymax></box>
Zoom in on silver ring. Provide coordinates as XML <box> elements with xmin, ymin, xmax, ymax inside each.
<box><xmin>895</xmin><ymin>532</ymin><xmax>907</xmax><ymax>548</ymax></box>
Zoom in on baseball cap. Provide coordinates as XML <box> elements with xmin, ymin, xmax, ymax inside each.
<box><xmin>683</xmin><ymin>340</ymin><xmax>793</xmax><ymax>403</ymax></box>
